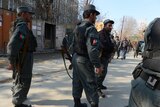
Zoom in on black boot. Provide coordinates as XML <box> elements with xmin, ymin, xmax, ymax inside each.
<box><xmin>97</xmin><ymin>89</ymin><xmax>105</xmax><ymax>98</ymax></box>
<box><xmin>100</xmin><ymin>85</ymin><xmax>107</xmax><ymax>90</ymax></box>
<box><xmin>15</xmin><ymin>104</ymin><xmax>32</xmax><ymax>107</ymax></box>
<box><xmin>74</xmin><ymin>98</ymin><xmax>87</xmax><ymax>107</ymax></box>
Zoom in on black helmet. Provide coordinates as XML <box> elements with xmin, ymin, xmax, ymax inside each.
<box><xmin>84</xmin><ymin>4</ymin><xmax>100</xmax><ymax>15</ymax></box>
<box><xmin>17</xmin><ymin>6</ymin><xmax>34</xmax><ymax>14</ymax></box>
<box><xmin>143</xmin><ymin>18</ymin><xmax>160</xmax><ymax>58</ymax></box>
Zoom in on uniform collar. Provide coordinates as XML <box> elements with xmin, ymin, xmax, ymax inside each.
<box><xmin>83</xmin><ymin>19</ymin><xmax>94</xmax><ymax>25</ymax></box>
<box><xmin>17</xmin><ymin>17</ymin><xmax>27</xmax><ymax>23</ymax></box>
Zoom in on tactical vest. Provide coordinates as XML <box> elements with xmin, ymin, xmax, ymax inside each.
<box><xmin>73</xmin><ymin>21</ymin><xmax>93</xmax><ymax>56</ymax></box>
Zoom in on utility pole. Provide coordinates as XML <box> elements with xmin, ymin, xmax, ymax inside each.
<box><xmin>120</xmin><ymin>16</ymin><xmax>125</xmax><ymax>40</ymax></box>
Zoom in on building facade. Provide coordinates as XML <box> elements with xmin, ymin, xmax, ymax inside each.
<box><xmin>0</xmin><ymin>0</ymin><xmax>79</xmax><ymax>53</ymax></box>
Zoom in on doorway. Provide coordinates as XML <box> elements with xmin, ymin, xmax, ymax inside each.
<box><xmin>44</xmin><ymin>23</ymin><xmax>56</xmax><ymax>49</ymax></box>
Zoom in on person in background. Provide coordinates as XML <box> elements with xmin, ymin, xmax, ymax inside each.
<box><xmin>119</xmin><ymin>37</ymin><xmax>128</xmax><ymax>60</ymax></box>
<box><xmin>115</xmin><ymin>36</ymin><xmax>121</xmax><ymax>59</ymax></box>
<box><xmin>109</xmin><ymin>35</ymin><xmax>116</xmax><ymax>62</ymax></box>
<box><xmin>127</xmin><ymin>40</ymin><xmax>133</xmax><ymax>53</ymax></box>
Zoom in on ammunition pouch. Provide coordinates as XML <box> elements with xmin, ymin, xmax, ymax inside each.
<box><xmin>141</xmin><ymin>71</ymin><xmax>159</xmax><ymax>90</ymax></box>
<box><xmin>132</xmin><ymin>63</ymin><xmax>160</xmax><ymax>90</ymax></box>
<box><xmin>132</xmin><ymin>63</ymin><xmax>143</xmax><ymax>79</ymax></box>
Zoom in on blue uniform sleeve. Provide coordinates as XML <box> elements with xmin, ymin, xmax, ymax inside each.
<box><xmin>86</xmin><ymin>26</ymin><xmax>101</xmax><ymax>68</ymax></box>
<box><xmin>7</xmin><ymin>25</ymin><xmax>26</xmax><ymax>64</ymax></box>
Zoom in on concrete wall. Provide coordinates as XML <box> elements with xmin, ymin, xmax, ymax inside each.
<box><xmin>55</xmin><ymin>25</ymin><xmax>65</xmax><ymax>50</ymax></box>
<box><xmin>30</xmin><ymin>20</ymin><xmax>66</xmax><ymax>51</ymax></box>
<box><xmin>32</xmin><ymin>20</ymin><xmax>44</xmax><ymax>51</ymax></box>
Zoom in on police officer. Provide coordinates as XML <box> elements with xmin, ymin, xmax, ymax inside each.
<box><xmin>127</xmin><ymin>18</ymin><xmax>160</xmax><ymax>107</ymax></box>
<box><xmin>7</xmin><ymin>6</ymin><xmax>37</xmax><ymax>107</ymax></box>
<box><xmin>97</xmin><ymin>19</ymin><xmax>115</xmax><ymax>97</ymax></box>
<box><xmin>72</xmin><ymin>4</ymin><xmax>102</xmax><ymax>107</ymax></box>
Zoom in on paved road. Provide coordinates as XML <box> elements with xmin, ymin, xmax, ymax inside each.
<box><xmin>0</xmin><ymin>52</ymin><xmax>142</xmax><ymax>107</ymax></box>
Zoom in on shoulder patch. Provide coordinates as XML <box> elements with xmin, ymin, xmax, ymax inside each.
<box><xmin>19</xmin><ymin>33</ymin><xmax>25</xmax><ymax>40</ymax></box>
<box><xmin>91</xmin><ymin>38</ymin><xmax>98</xmax><ymax>46</ymax></box>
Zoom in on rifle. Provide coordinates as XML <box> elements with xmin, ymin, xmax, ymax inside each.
<box><xmin>61</xmin><ymin>46</ymin><xmax>72</xmax><ymax>68</ymax></box>
<box><xmin>17</xmin><ymin>34</ymin><xmax>29</xmax><ymax>72</ymax></box>
<box><xmin>61</xmin><ymin>45</ymin><xmax>73</xmax><ymax>79</ymax></box>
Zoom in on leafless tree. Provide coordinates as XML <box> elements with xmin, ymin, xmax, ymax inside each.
<box><xmin>30</xmin><ymin>0</ymin><xmax>54</xmax><ymax>22</ymax></box>
<box><xmin>118</xmin><ymin>16</ymin><xmax>137</xmax><ymax>40</ymax></box>
<box><xmin>85</xmin><ymin>0</ymin><xmax>94</xmax><ymax>5</ymax></box>
<box><xmin>135</xmin><ymin>21</ymin><xmax>147</xmax><ymax>40</ymax></box>
<box><xmin>78</xmin><ymin>0</ymin><xmax>94</xmax><ymax>20</ymax></box>
<box><xmin>35</xmin><ymin>0</ymin><xmax>79</xmax><ymax>24</ymax></box>
<box><xmin>96</xmin><ymin>13</ymin><xmax>107</xmax><ymax>22</ymax></box>
<box><xmin>3</xmin><ymin>0</ymin><xmax>79</xmax><ymax>25</ymax></box>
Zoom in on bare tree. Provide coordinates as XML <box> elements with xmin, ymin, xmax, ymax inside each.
<box><xmin>118</xmin><ymin>16</ymin><xmax>137</xmax><ymax>40</ymax></box>
<box><xmin>34</xmin><ymin>0</ymin><xmax>54</xmax><ymax>21</ymax></box>
<box><xmin>96</xmin><ymin>13</ymin><xmax>107</xmax><ymax>22</ymax></box>
<box><xmin>78</xmin><ymin>0</ymin><xmax>94</xmax><ymax>20</ymax></box>
<box><xmin>85</xmin><ymin>0</ymin><xmax>94</xmax><ymax>5</ymax></box>
<box><xmin>5</xmin><ymin>0</ymin><xmax>78</xmax><ymax>25</ymax></box>
<box><xmin>135</xmin><ymin>21</ymin><xmax>147</xmax><ymax>40</ymax></box>
<box><xmin>65</xmin><ymin>0</ymin><xmax>79</xmax><ymax>24</ymax></box>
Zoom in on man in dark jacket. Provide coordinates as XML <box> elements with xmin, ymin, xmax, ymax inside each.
<box><xmin>72</xmin><ymin>4</ymin><xmax>102</xmax><ymax>107</ymax></box>
<box><xmin>7</xmin><ymin>6</ymin><xmax>37</xmax><ymax>107</ymax></box>
<box><xmin>97</xmin><ymin>19</ymin><xmax>115</xmax><ymax>97</ymax></box>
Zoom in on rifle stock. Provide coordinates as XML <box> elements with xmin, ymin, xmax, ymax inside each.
<box><xmin>16</xmin><ymin>35</ymin><xmax>29</xmax><ymax>72</ymax></box>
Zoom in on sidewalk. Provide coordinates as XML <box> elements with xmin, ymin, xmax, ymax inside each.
<box><xmin>0</xmin><ymin>52</ymin><xmax>142</xmax><ymax>107</ymax></box>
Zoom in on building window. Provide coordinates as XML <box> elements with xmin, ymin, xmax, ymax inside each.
<box><xmin>0</xmin><ymin>0</ymin><xmax>2</xmax><ymax>8</ymax></box>
<box><xmin>8</xmin><ymin>0</ymin><xmax>15</xmax><ymax>10</ymax></box>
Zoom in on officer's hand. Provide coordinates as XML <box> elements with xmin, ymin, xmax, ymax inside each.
<box><xmin>7</xmin><ymin>64</ymin><xmax>13</xmax><ymax>70</ymax></box>
<box><xmin>95</xmin><ymin>67</ymin><xmax>103</xmax><ymax>75</ymax></box>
